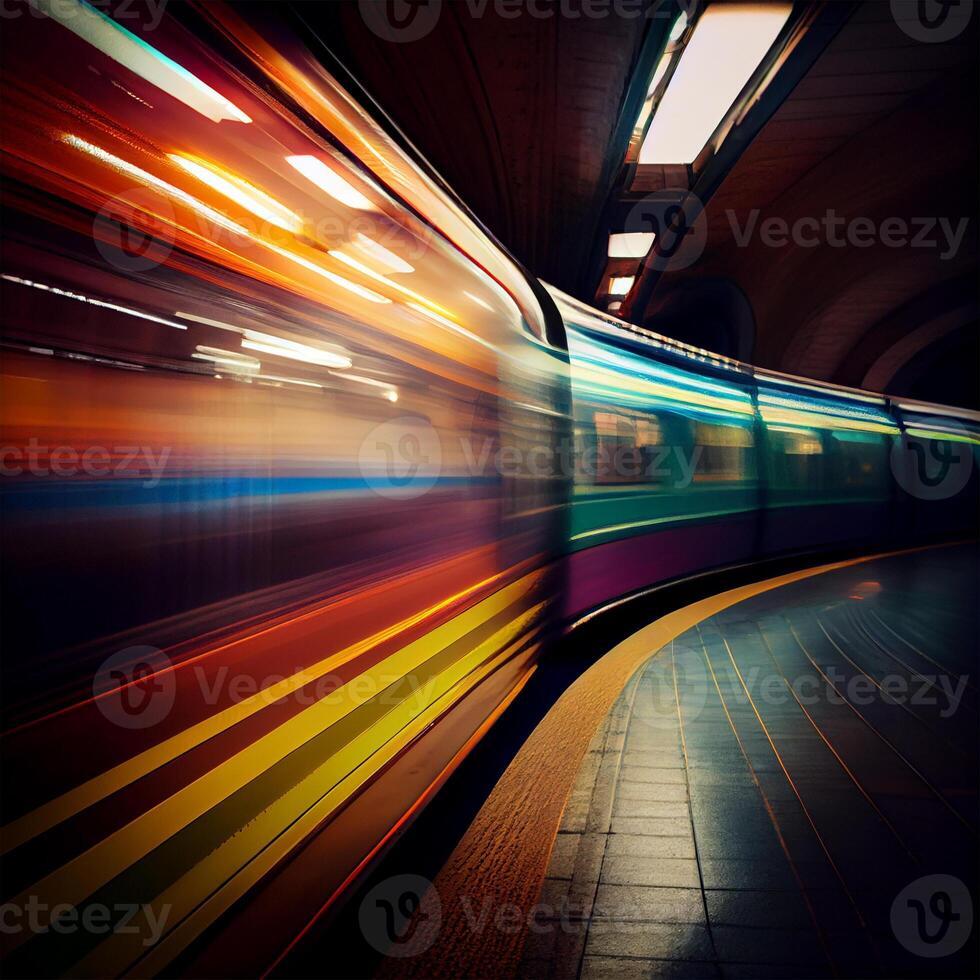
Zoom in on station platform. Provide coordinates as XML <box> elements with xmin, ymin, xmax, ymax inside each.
<box><xmin>521</xmin><ymin>543</ymin><xmax>978</xmax><ymax>979</ymax></box>
<box><xmin>385</xmin><ymin>544</ymin><xmax>977</xmax><ymax>980</ymax></box>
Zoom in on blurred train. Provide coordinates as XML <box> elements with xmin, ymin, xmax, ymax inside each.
<box><xmin>0</xmin><ymin>2</ymin><xmax>977</xmax><ymax>976</ymax></box>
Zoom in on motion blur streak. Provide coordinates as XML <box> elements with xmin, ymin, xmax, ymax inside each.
<box><xmin>1</xmin><ymin>3</ymin><xmax>564</xmax><ymax>975</ymax></box>
<box><xmin>0</xmin><ymin>4</ymin><xmax>977</xmax><ymax>979</ymax></box>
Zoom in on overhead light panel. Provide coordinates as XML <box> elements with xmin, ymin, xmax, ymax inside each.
<box><xmin>639</xmin><ymin>3</ymin><xmax>791</xmax><ymax>165</ymax></box>
<box><xmin>286</xmin><ymin>155</ymin><xmax>373</xmax><ymax>210</ymax></box>
<box><xmin>608</xmin><ymin>276</ymin><xmax>635</xmax><ymax>297</ymax></box>
<box><xmin>608</xmin><ymin>232</ymin><xmax>655</xmax><ymax>258</ymax></box>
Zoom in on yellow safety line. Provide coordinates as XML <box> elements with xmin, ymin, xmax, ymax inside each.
<box><xmin>0</xmin><ymin>567</ymin><xmax>518</xmax><ymax>855</ymax></box>
<box><xmin>76</xmin><ymin>614</ymin><xmax>544</xmax><ymax>978</ymax></box>
<box><xmin>4</xmin><ymin>573</ymin><xmax>543</xmax><ymax>943</ymax></box>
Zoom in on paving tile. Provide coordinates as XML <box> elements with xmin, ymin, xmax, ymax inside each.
<box><xmin>621</xmin><ymin>766</ymin><xmax>688</xmax><ymax>784</ymax></box>
<box><xmin>602</xmin><ymin>856</ymin><xmax>701</xmax><ymax>889</ymax></box>
<box><xmin>593</xmin><ymin>885</ymin><xmax>705</xmax><ymax>924</ymax></box>
<box><xmin>546</xmin><ymin>832</ymin><xmax>581</xmax><ymax>880</ymax></box>
<box><xmin>719</xmin><ymin>964</ymin><xmax>831</xmax><ymax>979</ymax></box>
<box><xmin>605</xmin><ymin>835</ymin><xmax>698</xmax><ymax>860</ymax></box>
<box><xmin>705</xmin><ymin>889</ymin><xmax>812</xmax><ymax>929</ymax></box>
<box><xmin>693</xmin><ymin>828</ymin><xmax>786</xmax><ymax>862</ymax></box>
<box><xmin>584</xmin><ymin>920</ymin><xmax>713</xmax><ymax>961</ymax></box>
<box><xmin>611</xmin><ymin>816</ymin><xmax>692</xmax><ymax>837</ymax></box>
<box><xmin>710</xmin><ymin>926</ymin><xmax>827</xmax><ymax>967</ymax></box>
<box><xmin>613</xmin><ymin>799</ymin><xmax>690</xmax><ymax>819</ymax></box>
<box><xmin>580</xmin><ymin>957</ymin><xmax>654</xmax><ymax>980</ymax></box>
<box><xmin>698</xmin><ymin>859</ymin><xmax>798</xmax><ymax>892</ymax></box>
<box><xmin>564</xmin><ymin>833</ymin><xmax>608</xmax><ymax>916</ymax></box>
<box><xmin>537</xmin><ymin>877</ymin><xmax>572</xmax><ymax>915</ymax></box>
<box><xmin>581</xmin><ymin>958</ymin><xmax>721</xmax><ymax>980</ymax></box>
<box><xmin>619</xmin><ymin>782</ymin><xmax>690</xmax><ymax>802</ymax></box>
<box><xmin>547</xmin><ymin>926</ymin><xmax>590</xmax><ymax>980</ymax></box>
<box><xmin>622</xmin><ymin>752</ymin><xmax>686</xmax><ymax>769</ymax></box>
<box><xmin>618</xmin><ymin>782</ymin><xmax>689</xmax><ymax>803</ymax></box>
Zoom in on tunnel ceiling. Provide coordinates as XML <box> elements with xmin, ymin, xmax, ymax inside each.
<box><xmin>299</xmin><ymin>1</ymin><xmax>977</xmax><ymax>407</ymax></box>
<box><xmin>295</xmin><ymin>0</ymin><xmax>662</xmax><ymax>292</ymax></box>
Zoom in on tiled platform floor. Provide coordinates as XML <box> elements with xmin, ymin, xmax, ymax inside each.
<box><xmin>522</xmin><ymin>544</ymin><xmax>978</xmax><ymax>979</ymax></box>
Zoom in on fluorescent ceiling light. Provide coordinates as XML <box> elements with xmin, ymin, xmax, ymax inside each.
<box><xmin>639</xmin><ymin>3</ymin><xmax>791</xmax><ymax>165</ymax></box>
<box><xmin>241</xmin><ymin>329</ymin><xmax>352</xmax><ymax>369</ymax></box>
<box><xmin>286</xmin><ymin>155</ymin><xmax>373</xmax><ymax>210</ymax></box>
<box><xmin>608</xmin><ymin>232</ymin><xmax>655</xmax><ymax>258</ymax></box>
<box><xmin>352</xmin><ymin>233</ymin><xmax>414</xmax><ymax>273</ymax></box>
<box><xmin>34</xmin><ymin>0</ymin><xmax>250</xmax><ymax>123</ymax></box>
<box><xmin>607</xmin><ymin>301</ymin><xmax>623</xmax><ymax>312</ymax></box>
<box><xmin>169</xmin><ymin>155</ymin><xmax>303</xmax><ymax>233</ymax></box>
<box><xmin>608</xmin><ymin>276</ymin><xmax>635</xmax><ymax>296</ymax></box>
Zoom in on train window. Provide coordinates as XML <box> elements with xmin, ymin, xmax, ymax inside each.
<box><xmin>693</xmin><ymin>421</ymin><xmax>753</xmax><ymax>482</ymax></box>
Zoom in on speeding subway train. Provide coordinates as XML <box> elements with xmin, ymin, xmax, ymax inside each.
<box><xmin>0</xmin><ymin>2</ymin><xmax>977</xmax><ymax>977</ymax></box>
